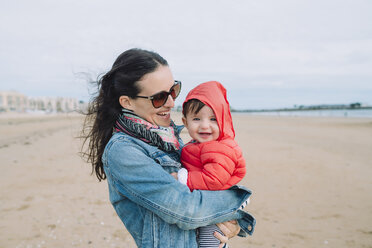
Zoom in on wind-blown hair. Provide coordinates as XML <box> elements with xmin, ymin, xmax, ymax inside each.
<box><xmin>81</xmin><ymin>48</ymin><xmax>168</xmax><ymax>181</ymax></box>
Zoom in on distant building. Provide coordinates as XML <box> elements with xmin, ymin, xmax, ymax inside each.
<box><xmin>0</xmin><ymin>91</ymin><xmax>28</xmax><ymax>112</ymax></box>
<box><xmin>58</xmin><ymin>97</ymin><xmax>79</xmax><ymax>112</ymax></box>
<box><xmin>0</xmin><ymin>91</ymin><xmax>80</xmax><ymax>113</ymax></box>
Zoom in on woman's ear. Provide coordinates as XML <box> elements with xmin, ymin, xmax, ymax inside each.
<box><xmin>119</xmin><ymin>96</ymin><xmax>133</xmax><ymax>110</ymax></box>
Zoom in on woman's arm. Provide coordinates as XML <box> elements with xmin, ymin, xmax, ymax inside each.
<box><xmin>104</xmin><ymin>137</ymin><xmax>254</xmax><ymax>233</ymax></box>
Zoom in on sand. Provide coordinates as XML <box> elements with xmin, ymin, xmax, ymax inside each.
<box><xmin>0</xmin><ymin>112</ymin><xmax>371</xmax><ymax>248</ymax></box>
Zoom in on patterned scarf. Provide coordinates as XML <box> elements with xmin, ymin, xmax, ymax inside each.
<box><xmin>114</xmin><ymin>109</ymin><xmax>180</xmax><ymax>152</ymax></box>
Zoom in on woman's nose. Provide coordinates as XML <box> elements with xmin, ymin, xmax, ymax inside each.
<box><xmin>163</xmin><ymin>94</ymin><xmax>175</xmax><ymax>108</ymax></box>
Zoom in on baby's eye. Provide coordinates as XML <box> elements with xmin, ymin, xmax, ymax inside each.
<box><xmin>192</xmin><ymin>118</ymin><xmax>200</xmax><ymax>121</ymax></box>
<box><xmin>211</xmin><ymin>118</ymin><xmax>217</xmax><ymax>121</ymax></box>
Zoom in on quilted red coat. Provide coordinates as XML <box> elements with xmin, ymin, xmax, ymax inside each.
<box><xmin>181</xmin><ymin>81</ymin><xmax>246</xmax><ymax>191</ymax></box>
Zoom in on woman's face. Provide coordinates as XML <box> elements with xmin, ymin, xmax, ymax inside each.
<box><xmin>129</xmin><ymin>66</ymin><xmax>176</xmax><ymax>127</ymax></box>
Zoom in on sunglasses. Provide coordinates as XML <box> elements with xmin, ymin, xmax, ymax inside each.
<box><xmin>135</xmin><ymin>80</ymin><xmax>182</xmax><ymax>108</ymax></box>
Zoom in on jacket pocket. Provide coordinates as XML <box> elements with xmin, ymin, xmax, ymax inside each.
<box><xmin>152</xmin><ymin>151</ymin><xmax>181</xmax><ymax>174</ymax></box>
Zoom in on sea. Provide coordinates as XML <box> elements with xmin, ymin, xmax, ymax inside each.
<box><xmin>240</xmin><ymin>109</ymin><xmax>372</xmax><ymax>118</ymax></box>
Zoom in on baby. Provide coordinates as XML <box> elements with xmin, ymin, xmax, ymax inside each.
<box><xmin>178</xmin><ymin>81</ymin><xmax>248</xmax><ymax>247</ymax></box>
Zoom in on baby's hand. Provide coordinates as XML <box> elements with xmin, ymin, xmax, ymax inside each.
<box><xmin>177</xmin><ymin>168</ymin><xmax>188</xmax><ymax>185</ymax></box>
<box><xmin>170</xmin><ymin>172</ymin><xmax>178</xmax><ymax>180</ymax></box>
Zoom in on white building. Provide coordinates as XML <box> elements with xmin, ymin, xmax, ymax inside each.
<box><xmin>0</xmin><ymin>91</ymin><xmax>80</xmax><ymax>113</ymax></box>
<box><xmin>0</xmin><ymin>91</ymin><xmax>28</xmax><ymax>112</ymax></box>
<box><xmin>57</xmin><ymin>97</ymin><xmax>79</xmax><ymax>112</ymax></box>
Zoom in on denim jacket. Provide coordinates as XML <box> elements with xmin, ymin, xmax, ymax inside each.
<box><xmin>102</xmin><ymin>125</ymin><xmax>255</xmax><ymax>248</ymax></box>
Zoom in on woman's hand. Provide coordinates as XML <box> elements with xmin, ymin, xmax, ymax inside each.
<box><xmin>170</xmin><ymin>172</ymin><xmax>178</xmax><ymax>180</ymax></box>
<box><xmin>214</xmin><ymin>220</ymin><xmax>240</xmax><ymax>248</ymax></box>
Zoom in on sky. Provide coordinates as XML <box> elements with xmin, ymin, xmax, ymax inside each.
<box><xmin>1</xmin><ymin>0</ymin><xmax>371</xmax><ymax>109</ymax></box>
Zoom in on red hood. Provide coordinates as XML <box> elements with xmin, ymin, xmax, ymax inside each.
<box><xmin>183</xmin><ymin>81</ymin><xmax>235</xmax><ymax>140</ymax></box>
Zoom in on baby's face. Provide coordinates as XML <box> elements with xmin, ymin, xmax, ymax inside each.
<box><xmin>182</xmin><ymin>105</ymin><xmax>220</xmax><ymax>143</ymax></box>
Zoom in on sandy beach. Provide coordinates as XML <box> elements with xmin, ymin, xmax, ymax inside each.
<box><xmin>1</xmin><ymin>112</ymin><xmax>371</xmax><ymax>248</ymax></box>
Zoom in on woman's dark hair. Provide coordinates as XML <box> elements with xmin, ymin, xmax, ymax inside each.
<box><xmin>81</xmin><ymin>48</ymin><xmax>168</xmax><ymax>181</ymax></box>
<box><xmin>182</xmin><ymin>99</ymin><xmax>205</xmax><ymax>117</ymax></box>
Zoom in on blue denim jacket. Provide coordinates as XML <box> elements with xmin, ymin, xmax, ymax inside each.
<box><xmin>102</xmin><ymin>126</ymin><xmax>255</xmax><ymax>248</ymax></box>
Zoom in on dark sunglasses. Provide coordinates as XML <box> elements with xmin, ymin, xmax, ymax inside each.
<box><xmin>135</xmin><ymin>80</ymin><xmax>182</xmax><ymax>108</ymax></box>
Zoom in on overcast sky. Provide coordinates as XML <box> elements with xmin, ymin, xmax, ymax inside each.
<box><xmin>1</xmin><ymin>0</ymin><xmax>371</xmax><ymax>109</ymax></box>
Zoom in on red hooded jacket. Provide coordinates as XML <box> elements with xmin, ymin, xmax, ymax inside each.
<box><xmin>181</xmin><ymin>81</ymin><xmax>246</xmax><ymax>191</ymax></box>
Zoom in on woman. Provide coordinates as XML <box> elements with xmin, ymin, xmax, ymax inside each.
<box><xmin>81</xmin><ymin>48</ymin><xmax>255</xmax><ymax>248</ymax></box>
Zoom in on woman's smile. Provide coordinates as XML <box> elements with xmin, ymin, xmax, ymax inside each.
<box><xmin>157</xmin><ymin>111</ymin><xmax>170</xmax><ymax>117</ymax></box>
